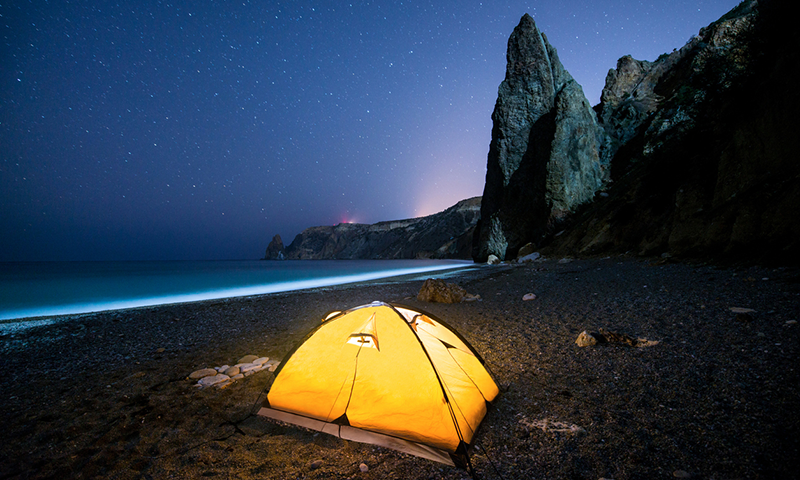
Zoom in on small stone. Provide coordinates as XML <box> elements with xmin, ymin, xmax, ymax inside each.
<box><xmin>310</xmin><ymin>459</ymin><xmax>323</xmax><ymax>470</ymax></box>
<box><xmin>198</xmin><ymin>374</ymin><xmax>230</xmax><ymax>387</ymax></box>
<box><xmin>517</xmin><ymin>252</ymin><xmax>541</xmax><ymax>263</ymax></box>
<box><xmin>217</xmin><ymin>364</ymin><xmax>230</xmax><ymax>372</ymax></box>
<box><xmin>268</xmin><ymin>362</ymin><xmax>280</xmax><ymax>372</ymax></box>
<box><xmin>730</xmin><ymin>307</ymin><xmax>756</xmax><ymax>314</ymax></box>
<box><xmin>238</xmin><ymin>355</ymin><xmax>259</xmax><ymax>364</ymax></box>
<box><xmin>155</xmin><ymin>348</ymin><xmax>166</xmax><ymax>353</ymax></box>
<box><xmin>240</xmin><ymin>363</ymin><xmax>259</xmax><ymax>373</ymax></box>
<box><xmin>673</xmin><ymin>470</ymin><xmax>691</xmax><ymax>478</ymax></box>
<box><xmin>575</xmin><ymin>331</ymin><xmax>598</xmax><ymax>347</ymax></box>
<box><xmin>232</xmin><ymin>373</ymin><xmax>244</xmax><ymax>380</ymax></box>
<box><xmin>522</xmin><ymin>293</ymin><xmax>537</xmax><ymax>301</ymax></box>
<box><xmin>254</xmin><ymin>356</ymin><xmax>270</xmax><ymax>365</ymax></box>
<box><xmin>785</xmin><ymin>320</ymin><xmax>797</xmax><ymax>326</ymax></box>
<box><xmin>359</xmin><ymin>463</ymin><xmax>369</xmax><ymax>473</ymax></box>
<box><xmin>224</xmin><ymin>366</ymin><xmax>240</xmax><ymax>376</ymax></box>
<box><xmin>189</xmin><ymin>368</ymin><xmax>218</xmax><ymax>380</ymax></box>
<box><xmin>487</xmin><ymin>254</ymin><xmax>501</xmax><ymax>265</ymax></box>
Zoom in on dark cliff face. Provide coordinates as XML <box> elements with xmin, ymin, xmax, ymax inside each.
<box><xmin>473</xmin><ymin>14</ymin><xmax>606</xmax><ymax>262</ymax></box>
<box><xmin>271</xmin><ymin>197</ymin><xmax>481</xmax><ymax>260</ymax></box>
<box><xmin>543</xmin><ymin>0</ymin><xmax>800</xmax><ymax>264</ymax></box>
<box><xmin>472</xmin><ymin>0</ymin><xmax>798</xmax><ymax>265</ymax></box>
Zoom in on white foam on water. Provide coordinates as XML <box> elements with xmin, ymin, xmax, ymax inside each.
<box><xmin>0</xmin><ymin>261</ymin><xmax>473</xmax><ymax>331</ymax></box>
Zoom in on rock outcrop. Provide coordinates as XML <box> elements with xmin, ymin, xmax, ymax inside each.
<box><xmin>272</xmin><ymin>197</ymin><xmax>481</xmax><ymax>260</ymax></box>
<box><xmin>543</xmin><ymin>0</ymin><xmax>800</xmax><ymax>263</ymax></box>
<box><xmin>473</xmin><ymin>14</ymin><xmax>606</xmax><ymax>262</ymax></box>
<box><xmin>264</xmin><ymin>234</ymin><xmax>286</xmax><ymax>260</ymax></box>
<box><xmin>416</xmin><ymin>278</ymin><xmax>477</xmax><ymax>303</ymax></box>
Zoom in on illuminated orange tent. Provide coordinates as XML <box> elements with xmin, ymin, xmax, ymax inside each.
<box><xmin>258</xmin><ymin>301</ymin><xmax>499</xmax><ymax>467</ymax></box>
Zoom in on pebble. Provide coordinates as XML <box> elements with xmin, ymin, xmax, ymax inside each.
<box><xmin>522</xmin><ymin>293</ymin><xmax>537</xmax><ymax>301</ymax></box>
<box><xmin>786</xmin><ymin>320</ymin><xmax>797</xmax><ymax>326</ymax></box>
<box><xmin>359</xmin><ymin>463</ymin><xmax>369</xmax><ymax>472</ymax></box>
<box><xmin>730</xmin><ymin>307</ymin><xmax>756</xmax><ymax>314</ymax></box>
<box><xmin>189</xmin><ymin>368</ymin><xmax>217</xmax><ymax>380</ymax></box>
<box><xmin>310</xmin><ymin>459</ymin><xmax>323</xmax><ymax>470</ymax></box>
<box><xmin>240</xmin><ymin>363</ymin><xmax>260</xmax><ymax>373</ymax></box>
<box><xmin>238</xmin><ymin>354</ymin><xmax>259</xmax><ymax>364</ymax></box>
<box><xmin>575</xmin><ymin>331</ymin><xmax>598</xmax><ymax>347</ymax></box>
<box><xmin>254</xmin><ymin>356</ymin><xmax>270</xmax><ymax>365</ymax></box>
<box><xmin>224</xmin><ymin>366</ymin><xmax>240</xmax><ymax>376</ymax></box>
<box><xmin>198</xmin><ymin>374</ymin><xmax>230</xmax><ymax>387</ymax></box>
<box><xmin>517</xmin><ymin>252</ymin><xmax>541</xmax><ymax>263</ymax></box>
<box><xmin>673</xmin><ymin>470</ymin><xmax>691</xmax><ymax>478</ymax></box>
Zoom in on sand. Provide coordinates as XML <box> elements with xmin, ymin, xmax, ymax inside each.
<box><xmin>1</xmin><ymin>256</ymin><xmax>798</xmax><ymax>479</ymax></box>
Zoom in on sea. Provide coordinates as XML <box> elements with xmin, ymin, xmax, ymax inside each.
<box><xmin>0</xmin><ymin>259</ymin><xmax>476</xmax><ymax>332</ymax></box>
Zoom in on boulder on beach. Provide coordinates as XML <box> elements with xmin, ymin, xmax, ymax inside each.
<box><xmin>417</xmin><ymin>278</ymin><xmax>472</xmax><ymax>303</ymax></box>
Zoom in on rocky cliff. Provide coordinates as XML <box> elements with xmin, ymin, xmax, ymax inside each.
<box><xmin>264</xmin><ymin>234</ymin><xmax>285</xmax><ymax>260</ymax></box>
<box><xmin>268</xmin><ymin>197</ymin><xmax>481</xmax><ymax>260</ymax></box>
<box><xmin>473</xmin><ymin>14</ymin><xmax>606</xmax><ymax>262</ymax></box>
<box><xmin>543</xmin><ymin>0</ymin><xmax>799</xmax><ymax>263</ymax></box>
<box><xmin>475</xmin><ymin>0</ymin><xmax>799</xmax><ymax>264</ymax></box>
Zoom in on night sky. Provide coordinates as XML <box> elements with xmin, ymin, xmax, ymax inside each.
<box><xmin>1</xmin><ymin>0</ymin><xmax>740</xmax><ymax>261</ymax></box>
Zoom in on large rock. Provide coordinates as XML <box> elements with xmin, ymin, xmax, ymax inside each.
<box><xmin>417</xmin><ymin>278</ymin><xmax>468</xmax><ymax>303</ymax></box>
<box><xmin>264</xmin><ymin>234</ymin><xmax>286</xmax><ymax>260</ymax></box>
<box><xmin>277</xmin><ymin>197</ymin><xmax>481</xmax><ymax>259</ymax></box>
<box><xmin>543</xmin><ymin>0</ymin><xmax>800</xmax><ymax>263</ymax></box>
<box><xmin>473</xmin><ymin>14</ymin><xmax>606</xmax><ymax>262</ymax></box>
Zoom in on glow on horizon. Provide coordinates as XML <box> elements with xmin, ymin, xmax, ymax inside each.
<box><xmin>0</xmin><ymin>261</ymin><xmax>474</xmax><ymax>328</ymax></box>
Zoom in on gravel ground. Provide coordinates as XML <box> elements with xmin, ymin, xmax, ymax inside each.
<box><xmin>1</xmin><ymin>256</ymin><xmax>799</xmax><ymax>479</ymax></box>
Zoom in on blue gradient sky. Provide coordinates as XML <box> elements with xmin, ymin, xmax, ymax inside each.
<box><xmin>1</xmin><ymin>0</ymin><xmax>740</xmax><ymax>261</ymax></box>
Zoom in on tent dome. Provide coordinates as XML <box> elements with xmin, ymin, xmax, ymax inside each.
<box><xmin>258</xmin><ymin>301</ymin><xmax>499</xmax><ymax>467</ymax></box>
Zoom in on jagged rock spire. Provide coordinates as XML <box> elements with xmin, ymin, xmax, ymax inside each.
<box><xmin>473</xmin><ymin>14</ymin><xmax>605</xmax><ymax>262</ymax></box>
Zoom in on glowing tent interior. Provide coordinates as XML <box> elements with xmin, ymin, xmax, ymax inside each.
<box><xmin>258</xmin><ymin>301</ymin><xmax>500</xmax><ymax>468</ymax></box>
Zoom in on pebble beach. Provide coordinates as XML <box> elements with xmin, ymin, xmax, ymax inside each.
<box><xmin>1</xmin><ymin>256</ymin><xmax>798</xmax><ymax>479</ymax></box>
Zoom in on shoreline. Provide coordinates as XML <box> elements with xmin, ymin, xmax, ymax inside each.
<box><xmin>0</xmin><ymin>261</ymin><xmax>484</xmax><ymax>332</ymax></box>
<box><xmin>1</xmin><ymin>256</ymin><xmax>798</xmax><ymax>479</ymax></box>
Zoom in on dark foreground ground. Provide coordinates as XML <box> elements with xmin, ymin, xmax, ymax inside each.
<box><xmin>1</xmin><ymin>256</ymin><xmax>799</xmax><ymax>480</ymax></box>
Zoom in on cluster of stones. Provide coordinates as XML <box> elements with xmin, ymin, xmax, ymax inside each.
<box><xmin>189</xmin><ymin>354</ymin><xmax>280</xmax><ymax>389</ymax></box>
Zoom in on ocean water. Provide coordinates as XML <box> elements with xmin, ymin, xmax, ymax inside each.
<box><xmin>0</xmin><ymin>259</ymin><xmax>474</xmax><ymax>331</ymax></box>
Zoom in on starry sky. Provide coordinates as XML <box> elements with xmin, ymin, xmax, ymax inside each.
<box><xmin>1</xmin><ymin>0</ymin><xmax>741</xmax><ymax>261</ymax></box>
